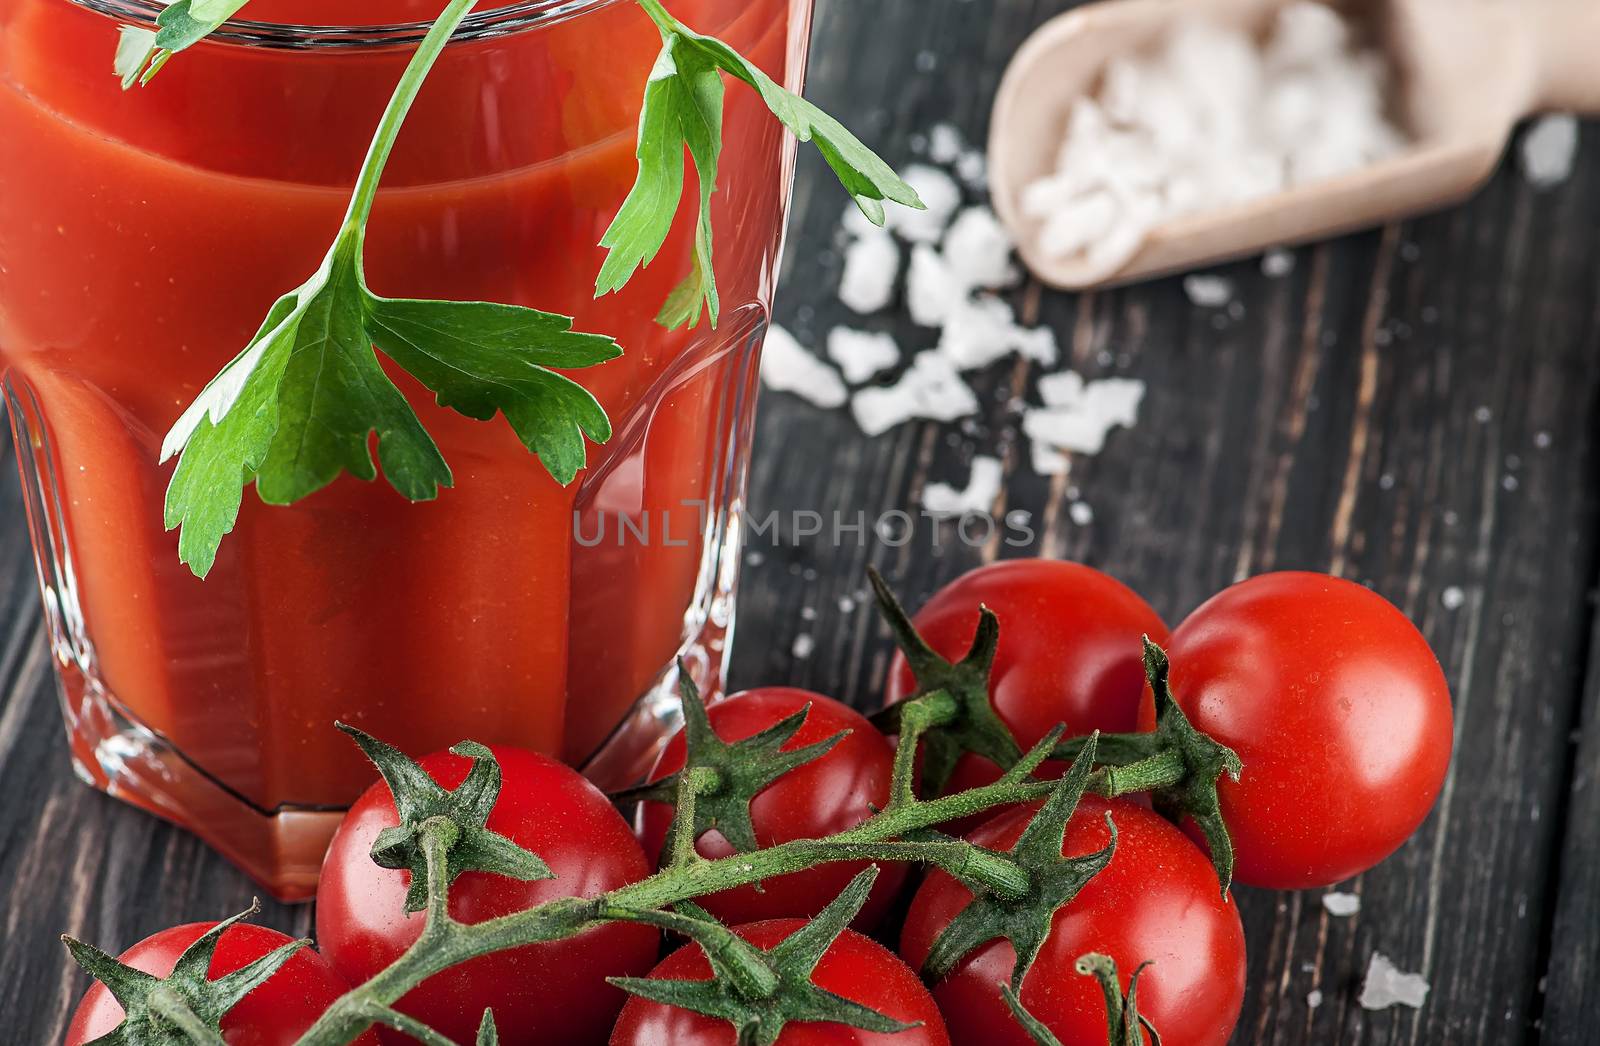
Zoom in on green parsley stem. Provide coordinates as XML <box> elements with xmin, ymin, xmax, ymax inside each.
<box><xmin>341</xmin><ymin>0</ymin><xmax>480</xmax><ymax>235</ymax></box>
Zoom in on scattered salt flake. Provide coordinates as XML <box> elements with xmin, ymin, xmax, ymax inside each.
<box><xmin>1359</xmin><ymin>953</ymin><xmax>1429</xmax><ymax>1011</ymax></box>
<box><xmin>942</xmin><ymin>206</ymin><xmax>1019</xmax><ymax>291</ymax></box>
<box><xmin>1031</xmin><ymin>441</ymin><xmax>1071</xmax><ymax>476</ymax></box>
<box><xmin>1306</xmin><ymin>989</ymin><xmax>1324</xmax><ymax>1010</ymax></box>
<box><xmin>1521</xmin><ymin>114</ymin><xmax>1579</xmax><ymax>188</ymax></box>
<box><xmin>906</xmin><ymin>243</ymin><xmax>962</xmax><ymax>328</ymax></box>
<box><xmin>1262</xmin><ymin>248</ymin><xmax>1296</xmax><ymax>277</ymax></box>
<box><xmin>1441</xmin><ymin>585</ymin><xmax>1466</xmax><ymax>610</ymax></box>
<box><xmin>955</xmin><ymin>149</ymin><xmax>988</xmax><ymax>189</ymax></box>
<box><xmin>1038</xmin><ymin>370</ymin><xmax>1086</xmax><ymax>408</ymax></box>
<box><xmin>791</xmin><ymin>633</ymin><xmax>815</xmax><ymax>660</ymax></box>
<box><xmin>1184</xmin><ymin>274</ymin><xmax>1235</xmax><ymax>307</ymax></box>
<box><xmin>928</xmin><ymin>122</ymin><xmax>965</xmax><ymax>165</ymax></box>
<box><xmin>838</xmin><ymin>229</ymin><xmax>901</xmax><ymax>314</ymax></box>
<box><xmin>851</xmin><ymin>351</ymin><xmax>980</xmax><ymax>436</ymax></box>
<box><xmin>887</xmin><ymin>164</ymin><xmax>962</xmax><ymax>244</ymax></box>
<box><xmin>827</xmin><ymin>327</ymin><xmax>901</xmax><ymax>385</ymax></box>
<box><xmin>923</xmin><ymin>456</ymin><xmax>1003</xmax><ymax>515</ymax></box>
<box><xmin>761</xmin><ymin>325</ymin><xmax>847</xmax><ymax>408</ymax></box>
<box><xmin>1024</xmin><ymin>376</ymin><xmax>1146</xmax><ymax>457</ymax></box>
<box><xmin>1068</xmin><ymin>501</ymin><xmax>1094</xmax><ymax>526</ymax></box>
<box><xmin>1322</xmin><ymin>892</ymin><xmax>1361</xmax><ymax>917</ymax></box>
<box><xmin>937</xmin><ymin>297</ymin><xmax>1058</xmax><ymax>371</ymax></box>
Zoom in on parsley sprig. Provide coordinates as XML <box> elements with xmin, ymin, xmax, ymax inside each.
<box><xmin>601</xmin><ymin>0</ymin><xmax>925</xmax><ymax>329</ymax></box>
<box><xmin>140</xmin><ymin>0</ymin><xmax>919</xmax><ymax>576</ymax></box>
<box><xmin>113</xmin><ymin>0</ymin><xmax>251</xmax><ymax>87</ymax></box>
<box><xmin>157</xmin><ymin>0</ymin><xmax>619</xmax><ymax>577</ymax></box>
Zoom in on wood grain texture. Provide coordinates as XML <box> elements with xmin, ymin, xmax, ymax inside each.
<box><xmin>1</xmin><ymin>2</ymin><xmax>1597</xmax><ymax>1044</ymax></box>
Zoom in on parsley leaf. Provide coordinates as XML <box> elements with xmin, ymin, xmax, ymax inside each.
<box><xmin>597</xmin><ymin>38</ymin><xmax>726</xmax><ymax>330</ymax></box>
<box><xmin>366</xmin><ymin>296</ymin><xmax>620</xmax><ymax>485</ymax></box>
<box><xmin>162</xmin><ymin>232</ymin><xmax>618</xmax><ymax>578</ymax></box>
<box><xmin>115</xmin><ymin>0</ymin><xmax>252</xmax><ymax>88</ymax></box>
<box><xmin>599</xmin><ymin>0</ymin><xmax>924</xmax><ymax>330</ymax></box>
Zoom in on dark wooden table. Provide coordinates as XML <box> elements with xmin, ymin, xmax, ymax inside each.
<box><xmin>4</xmin><ymin>1</ymin><xmax>1598</xmax><ymax>1042</ymax></box>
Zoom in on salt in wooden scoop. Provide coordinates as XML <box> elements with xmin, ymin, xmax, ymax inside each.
<box><xmin>988</xmin><ymin>0</ymin><xmax>1600</xmax><ymax>290</ymax></box>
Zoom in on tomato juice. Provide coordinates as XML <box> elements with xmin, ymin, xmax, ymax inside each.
<box><xmin>0</xmin><ymin>0</ymin><xmax>809</xmax><ymax>895</ymax></box>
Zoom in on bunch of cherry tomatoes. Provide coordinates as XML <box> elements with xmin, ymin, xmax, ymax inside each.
<box><xmin>65</xmin><ymin>562</ymin><xmax>1454</xmax><ymax>1046</ymax></box>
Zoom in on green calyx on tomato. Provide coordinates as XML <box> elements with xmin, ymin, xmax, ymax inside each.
<box><xmin>613</xmin><ymin>668</ymin><xmax>851</xmax><ymax>859</ymax></box>
<box><xmin>337</xmin><ymin>723</ymin><xmax>553</xmax><ymax>913</ymax></box>
<box><xmin>919</xmin><ymin>734</ymin><xmax>1116</xmax><ymax>988</ymax></box>
<box><xmin>867</xmin><ymin>566</ymin><xmax>1026</xmax><ymax>796</ymax></box>
<box><xmin>607</xmin><ymin>867</ymin><xmax>919</xmax><ymax>1045</ymax></box>
<box><xmin>1055</xmin><ymin>639</ymin><xmax>1244</xmax><ymax>894</ymax></box>
<box><xmin>1003</xmin><ymin>954</ymin><xmax>1161</xmax><ymax>1046</ymax></box>
<box><xmin>61</xmin><ymin>900</ymin><xmax>308</xmax><ymax>1046</ymax></box>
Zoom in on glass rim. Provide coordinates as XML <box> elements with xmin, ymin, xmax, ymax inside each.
<box><xmin>71</xmin><ymin>0</ymin><xmax>622</xmax><ymax>49</ymax></box>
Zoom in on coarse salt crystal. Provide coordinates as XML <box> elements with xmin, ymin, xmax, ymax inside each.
<box><xmin>1068</xmin><ymin>501</ymin><xmax>1094</xmax><ymax>526</ymax></box>
<box><xmin>1521</xmin><ymin>114</ymin><xmax>1579</xmax><ymax>188</ymax></box>
<box><xmin>851</xmin><ymin>351</ymin><xmax>980</xmax><ymax>436</ymax></box>
<box><xmin>838</xmin><ymin>229</ymin><xmax>901</xmax><ymax>314</ymax></box>
<box><xmin>1307</xmin><ymin>989</ymin><xmax>1324</xmax><ymax>1009</ymax></box>
<box><xmin>928</xmin><ymin>122</ymin><xmax>965</xmax><ymax>165</ymax></box>
<box><xmin>923</xmin><ymin>455</ymin><xmax>1004</xmax><ymax>515</ymax></box>
<box><xmin>1262</xmin><ymin>248</ymin><xmax>1296</xmax><ymax>277</ymax></box>
<box><xmin>1184</xmin><ymin>274</ymin><xmax>1235</xmax><ymax>307</ymax></box>
<box><xmin>887</xmin><ymin>164</ymin><xmax>962</xmax><ymax>243</ymax></box>
<box><xmin>1322</xmin><ymin>892</ymin><xmax>1361</xmax><ymax>917</ymax></box>
<box><xmin>1038</xmin><ymin>370</ymin><xmax>1086</xmax><ymax>408</ymax></box>
<box><xmin>942</xmin><ymin>206</ymin><xmax>1018</xmax><ymax>291</ymax></box>
<box><xmin>906</xmin><ymin>243</ymin><xmax>961</xmax><ymax>328</ymax></box>
<box><xmin>1023</xmin><ymin>376</ymin><xmax>1145</xmax><ymax>456</ymax></box>
<box><xmin>826</xmin><ymin>327</ymin><xmax>902</xmax><ymax>385</ymax></box>
<box><xmin>1440</xmin><ymin>585</ymin><xmax>1466</xmax><ymax>610</ymax></box>
<box><xmin>791</xmin><ymin>633</ymin><xmax>815</xmax><ymax>660</ymax></box>
<box><xmin>1032</xmin><ymin>441</ymin><xmax>1071</xmax><ymax>476</ymax></box>
<box><xmin>938</xmin><ymin>297</ymin><xmax>1057</xmax><ymax>371</ymax></box>
<box><xmin>1020</xmin><ymin>3</ymin><xmax>1409</xmax><ymax>271</ymax></box>
<box><xmin>761</xmin><ymin>324</ymin><xmax>847</xmax><ymax>409</ymax></box>
<box><xmin>1359</xmin><ymin>953</ymin><xmax>1429</xmax><ymax>1011</ymax></box>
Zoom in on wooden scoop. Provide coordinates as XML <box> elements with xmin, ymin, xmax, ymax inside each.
<box><xmin>989</xmin><ymin>0</ymin><xmax>1600</xmax><ymax>290</ymax></box>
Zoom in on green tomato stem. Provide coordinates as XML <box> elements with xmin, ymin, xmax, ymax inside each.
<box><xmin>147</xmin><ymin>986</ymin><xmax>227</xmax><ymax>1045</ymax></box>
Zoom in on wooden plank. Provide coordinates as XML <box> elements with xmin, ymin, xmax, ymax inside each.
<box><xmin>1543</xmin><ymin>608</ymin><xmax>1600</xmax><ymax>1045</ymax></box>
<box><xmin>733</xmin><ymin>3</ymin><xmax>1600</xmax><ymax>1045</ymax></box>
<box><xmin>0</xmin><ymin>2</ymin><xmax>1597</xmax><ymax>1044</ymax></box>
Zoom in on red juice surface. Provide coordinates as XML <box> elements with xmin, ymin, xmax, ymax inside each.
<box><xmin>0</xmin><ymin>0</ymin><xmax>807</xmax><ymax>813</ymax></box>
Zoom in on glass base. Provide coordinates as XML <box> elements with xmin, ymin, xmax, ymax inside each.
<box><xmin>53</xmin><ymin>598</ymin><xmax>735</xmax><ymax>901</ymax></box>
<box><xmin>16</xmin><ymin>312</ymin><xmax>761</xmax><ymax>901</ymax></box>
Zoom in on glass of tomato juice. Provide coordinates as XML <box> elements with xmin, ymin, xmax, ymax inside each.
<box><xmin>0</xmin><ymin>0</ymin><xmax>810</xmax><ymax>897</ymax></box>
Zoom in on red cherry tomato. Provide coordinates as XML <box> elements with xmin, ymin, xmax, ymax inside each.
<box><xmin>316</xmin><ymin>746</ymin><xmax>658</xmax><ymax>1046</ymax></box>
<box><xmin>1139</xmin><ymin>571</ymin><xmax>1454</xmax><ymax>889</ymax></box>
<box><xmin>638</xmin><ymin>688</ymin><xmax>906</xmax><ymax>928</ymax></box>
<box><xmin>609</xmin><ymin>918</ymin><xmax>951</xmax><ymax>1045</ymax></box>
<box><xmin>64</xmin><ymin>922</ymin><xmax>375</xmax><ymax>1046</ymax></box>
<box><xmin>900</xmin><ymin>796</ymin><xmax>1245</xmax><ymax>1046</ymax></box>
<box><xmin>886</xmin><ymin>560</ymin><xmax>1169</xmax><ymax>794</ymax></box>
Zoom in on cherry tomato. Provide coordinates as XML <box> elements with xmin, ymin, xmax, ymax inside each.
<box><xmin>609</xmin><ymin>918</ymin><xmax>951</xmax><ymax>1045</ymax></box>
<box><xmin>638</xmin><ymin>688</ymin><xmax>906</xmax><ymax>928</ymax></box>
<box><xmin>886</xmin><ymin>560</ymin><xmax>1169</xmax><ymax>794</ymax></box>
<box><xmin>900</xmin><ymin>796</ymin><xmax>1245</xmax><ymax>1046</ymax></box>
<box><xmin>316</xmin><ymin>746</ymin><xmax>658</xmax><ymax>1046</ymax></box>
<box><xmin>1140</xmin><ymin>571</ymin><xmax>1454</xmax><ymax>889</ymax></box>
<box><xmin>64</xmin><ymin>922</ymin><xmax>375</xmax><ymax>1046</ymax></box>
